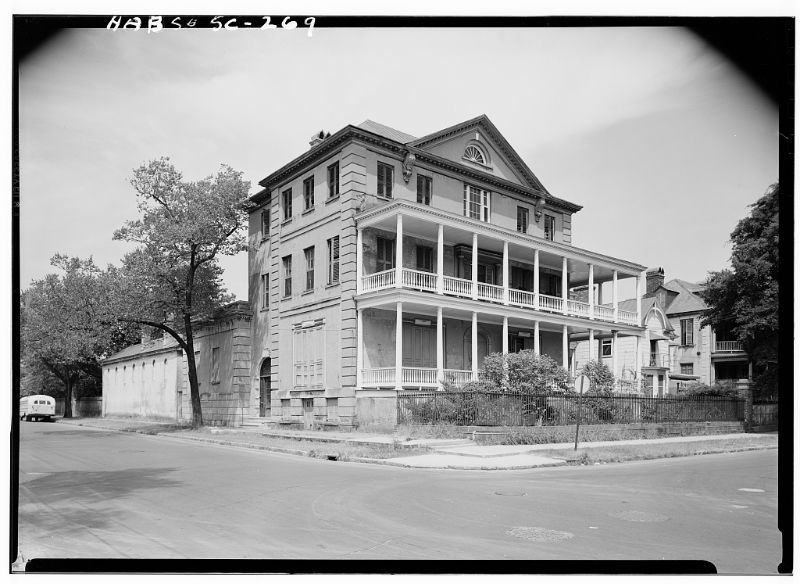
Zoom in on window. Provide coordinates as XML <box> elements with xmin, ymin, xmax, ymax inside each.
<box><xmin>327</xmin><ymin>162</ymin><xmax>339</xmax><ymax>199</ymax></box>
<box><xmin>680</xmin><ymin>318</ymin><xmax>694</xmax><ymax>345</ymax></box>
<box><xmin>260</xmin><ymin>273</ymin><xmax>269</xmax><ymax>309</ymax></box>
<box><xmin>304</xmin><ymin>247</ymin><xmax>315</xmax><ymax>291</ymax></box>
<box><xmin>517</xmin><ymin>207</ymin><xmax>529</xmax><ymax>233</ymax></box>
<box><xmin>463</xmin><ymin>144</ymin><xmax>486</xmax><ymax>165</ymax></box>
<box><xmin>681</xmin><ymin>363</ymin><xmax>694</xmax><ymax>375</ymax></box>
<box><xmin>282</xmin><ymin>255</ymin><xmax>292</xmax><ymax>297</ymax></box>
<box><xmin>376</xmin><ymin>237</ymin><xmax>395</xmax><ymax>272</ymax></box>
<box><xmin>293</xmin><ymin>323</ymin><xmax>324</xmax><ymax>389</ymax></box>
<box><xmin>211</xmin><ymin>347</ymin><xmax>220</xmax><ymax>384</ymax></box>
<box><xmin>261</xmin><ymin>209</ymin><xmax>270</xmax><ymax>238</ymax></box>
<box><xmin>511</xmin><ymin>267</ymin><xmax>534</xmax><ymax>291</ymax></box>
<box><xmin>377</xmin><ymin>162</ymin><xmax>394</xmax><ymax>198</ymax></box>
<box><xmin>303</xmin><ymin>176</ymin><xmax>314</xmax><ymax>210</ymax></box>
<box><xmin>601</xmin><ymin>339</ymin><xmax>612</xmax><ymax>357</ymax></box>
<box><xmin>327</xmin><ymin>236</ymin><xmax>340</xmax><ymax>284</ymax></box>
<box><xmin>416</xmin><ymin>245</ymin><xmax>433</xmax><ymax>272</ymax></box>
<box><xmin>326</xmin><ymin>397</ymin><xmax>339</xmax><ymax>422</ymax></box>
<box><xmin>417</xmin><ymin>175</ymin><xmax>432</xmax><ymax>205</ymax></box>
<box><xmin>544</xmin><ymin>214</ymin><xmax>556</xmax><ymax>241</ymax></box>
<box><xmin>463</xmin><ymin>184</ymin><xmax>491</xmax><ymax>222</ymax></box>
<box><xmin>282</xmin><ymin>188</ymin><xmax>292</xmax><ymax>220</ymax></box>
<box><xmin>281</xmin><ymin>399</ymin><xmax>290</xmax><ymax>418</ymax></box>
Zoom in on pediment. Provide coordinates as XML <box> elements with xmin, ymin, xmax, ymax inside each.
<box><xmin>409</xmin><ymin>115</ymin><xmax>547</xmax><ymax>192</ymax></box>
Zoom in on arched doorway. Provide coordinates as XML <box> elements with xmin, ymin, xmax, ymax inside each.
<box><xmin>259</xmin><ymin>358</ymin><xmax>271</xmax><ymax>417</ymax></box>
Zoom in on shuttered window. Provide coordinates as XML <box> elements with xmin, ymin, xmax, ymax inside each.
<box><xmin>376</xmin><ymin>237</ymin><xmax>395</xmax><ymax>272</ymax></box>
<box><xmin>293</xmin><ymin>323</ymin><xmax>324</xmax><ymax>389</ymax></box>
<box><xmin>377</xmin><ymin>162</ymin><xmax>394</xmax><ymax>198</ymax></box>
<box><xmin>282</xmin><ymin>255</ymin><xmax>292</xmax><ymax>297</ymax></box>
<box><xmin>327</xmin><ymin>236</ymin><xmax>340</xmax><ymax>285</ymax></box>
<box><xmin>304</xmin><ymin>247</ymin><xmax>315</xmax><ymax>291</ymax></box>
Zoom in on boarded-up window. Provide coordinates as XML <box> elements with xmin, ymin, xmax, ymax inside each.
<box><xmin>293</xmin><ymin>323</ymin><xmax>324</xmax><ymax>389</ymax></box>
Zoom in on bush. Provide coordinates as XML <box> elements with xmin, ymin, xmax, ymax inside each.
<box><xmin>579</xmin><ymin>360</ymin><xmax>615</xmax><ymax>395</ymax></box>
<box><xmin>481</xmin><ymin>350</ymin><xmax>571</xmax><ymax>393</ymax></box>
<box><xmin>679</xmin><ymin>380</ymin><xmax>739</xmax><ymax>397</ymax></box>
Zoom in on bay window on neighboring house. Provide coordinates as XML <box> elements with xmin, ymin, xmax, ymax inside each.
<box><xmin>544</xmin><ymin>214</ymin><xmax>556</xmax><ymax>241</ymax></box>
<box><xmin>377</xmin><ymin>162</ymin><xmax>394</xmax><ymax>198</ymax></box>
<box><xmin>680</xmin><ymin>318</ymin><xmax>694</xmax><ymax>346</ymax></box>
<box><xmin>327</xmin><ymin>236</ymin><xmax>340</xmax><ymax>284</ymax></box>
<box><xmin>463</xmin><ymin>183</ymin><xmax>491</xmax><ymax>222</ymax></box>
<box><xmin>282</xmin><ymin>255</ymin><xmax>292</xmax><ymax>298</ymax></box>
<box><xmin>293</xmin><ymin>323</ymin><xmax>324</xmax><ymax>389</ymax></box>
<box><xmin>304</xmin><ymin>246</ymin><xmax>315</xmax><ymax>291</ymax></box>
<box><xmin>376</xmin><ymin>237</ymin><xmax>395</xmax><ymax>272</ymax></box>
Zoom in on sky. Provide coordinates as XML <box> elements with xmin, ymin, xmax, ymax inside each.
<box><xmin>18</xmin><ymin>23</ymin><xmax>779</xmax><ymax>302</ymax></box>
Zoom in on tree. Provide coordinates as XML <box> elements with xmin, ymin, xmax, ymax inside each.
<box><xmin>21</xmin><ymin>255</ymin><xmax>138</xmax><ymax>417</ymax></box>
<box><xmin>110</xmin><ymin>158</ymin><xmax>250</xmax><ymax>427</ymax></box>
<box><xmin>701</xmin><ymin>183</ymin><xmax>779</xmax><ymax>398</ymax></box>
<box><xmin>579</xmin><ymin>360</ymin><xmax>615</xmax><ymax>395</ymax></box>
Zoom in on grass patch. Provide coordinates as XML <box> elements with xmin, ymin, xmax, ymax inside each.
<box><xmin>538</xmin><ymin>435</ymin><xmax>778</xmax><ymax>465</ymax></box>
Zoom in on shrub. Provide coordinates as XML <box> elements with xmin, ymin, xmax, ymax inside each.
<box><xmin>580</xmin><ymin>360</ymin><xmax>616</xmax><ymax>395</ymax></box>
<box><xmin>481</xmin><ymin>350</ymin><xmax>571</xmax><ymax>393</ymax></box>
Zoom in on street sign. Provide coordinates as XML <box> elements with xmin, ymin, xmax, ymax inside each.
<box><xmin>575</xmin><ymin>375</ymin><xmax>591</xmax><ymax>394</ymax></box>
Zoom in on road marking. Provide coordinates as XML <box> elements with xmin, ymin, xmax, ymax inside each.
<box><xmin>738</xmin><ymin>488</ymin><xmax>765</xmax><ymax>493</ymax></box>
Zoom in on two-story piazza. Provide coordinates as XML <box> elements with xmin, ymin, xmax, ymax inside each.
<box><xmin>248</xmin><ymin>115</ymin><xmax>648</xmax><ymax>429</ymax></box>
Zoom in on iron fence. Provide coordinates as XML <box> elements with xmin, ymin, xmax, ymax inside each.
<box><xmin>396</xmin><ymin>391</ymin><xmax>745</xmax><ymax>427</ymax></box>
<box><xmin>752</xmin><ymin>402</ymin><xmax>778</xmax><ymax>428</ymax></box>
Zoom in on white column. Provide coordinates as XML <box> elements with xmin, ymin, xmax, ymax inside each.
<box><xmin>534</xmin><ymin>321</ymin><xmax>540</xmax><ymax>355</ymax></box>
<box><xmin>502</xmin><ymin>240</ymin><xmax>509</xmax><ymax>305</ymax></box>
<box><xmin>561</xmin><ymin>257</ymin><xmax>568</xmax><ymax>315</ymax></box>
<box><xmin>436</xmin><ymin>223</ymin><xmax>444</xmax><ymax>294</ymax></box>
<box><xmin>395</xmin><ymin>301</ymin><xmax>403</xmax><ymax>390</ymax></box>
<box><xmin>636</xmin><ymin>271</ymin><xmax>643</xmax><ymax>322</ymax></box>
<box><xmin>356</xmin><ymin>228</ymin><xmax>363</xmax><ymax>294</ymax></box>
<box><xmin>588</xmin><ymin>263</ymin><xmax>595</xmax><ymax>320</ymax></box>
<box><xmin>533</xmin><ymin>248</ymin><xmax>540</xmax><ymax>309</ymax></box>
<box><xmin>635</xmin><ymin>334</ymin><xmax>641</xmax><ymax>378</ymax></box>
<box><xmin>356</xmin><ymin>308</ymin><xmax>364</xmax><ymax>387</ymax></box>
<box><xmin>395</xmin><ymin>215</ymin><xmax>403</xmax><ymax>288</ymax></box>
<box><xmin>612</xmin><ymin>270</ymin><xmax>619</xmax><ymax>322</ymax></box>
<box><xmin>597</xmin><ymin>279</ymin><xmax>603</xmax><ymax>305</ymax></box>
<box><xmin>436</xmin><ymin>306</ymin><xmax>444</xmax><ymax>388</ymax></box>
<box><xmin>562</xmin><ymin>324</ymin><xmax>569</xmax><ymax>370</ymax></box>
<box><xmin>588</xmin><ymin>328</ymin><xmax>595</xmax><ymax>361</ymax></box>
<box><xmin>612</xmin><ymin>330</ymin><xmax>618</xmax><ymax>381</ymax></box>
<box><xmin>471</xmin><ymin>311</ymin><xmax>478</xmax><ymax>380</ymax></box>
<box><xmin>471</xmin><ymin>233</ymin><xmax>478</xmax><ymax>300</ymax></box>
<box><xmin>502</xmin><ymin>316</ymin><xmax>508</xmax><ymax>354</ymax></box>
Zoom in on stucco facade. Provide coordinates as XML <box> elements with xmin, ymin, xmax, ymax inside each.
<box><xmin>247</xmin><ymin>115</ymin><xmax>648</xmax><ymax>429</ymax></box>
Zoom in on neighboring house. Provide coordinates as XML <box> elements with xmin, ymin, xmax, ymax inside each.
<box><xmin>101</xmin><ymin>302</ymin><xmax>252</xmax><ymax>425</ymax></box>
<box><xmin>248</xmin><ymin>115</ymin><xmax>648</xmax><ymax>428</ymax></box>
<box><xmin>573</xmin><ymin>267</ymin><xmax>750</xmax><ymax>396</ymax></box>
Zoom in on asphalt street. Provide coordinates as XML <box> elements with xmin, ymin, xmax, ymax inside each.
<box><xmin>16</xmin><ymin>421</ymin><xmax>780</xmax><ymax>573</ymax></box>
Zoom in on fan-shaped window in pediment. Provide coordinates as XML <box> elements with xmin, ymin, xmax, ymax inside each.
<box><xmin>463</xmin><ymin>144</ymin><xmax>487</xmax><ymax>165</ymax></box>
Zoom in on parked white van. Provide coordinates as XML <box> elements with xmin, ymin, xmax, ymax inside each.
<box><xmin>20</xmin><ymin>395</ymin><xmax>56</xmax><ymax>422</ymax></box>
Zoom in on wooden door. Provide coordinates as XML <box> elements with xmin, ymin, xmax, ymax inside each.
<box><xmin>302</xmin><ymin>398</ymin><xmax>314</xmax><ymax>429</ymax></box>
<box><xmin>259</xmin><ymin>358</ymin><xmax>272</xmax><ymax>418</ymax></box>
<box><xmin>402</xmin><ymin>325</ymin><xmax>436</xmax><ymax>368</ymax></box>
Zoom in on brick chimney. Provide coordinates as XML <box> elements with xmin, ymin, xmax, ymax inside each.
<box><xmin>309</xmin><ymin>130</ymin><xmax>330</xmax><ymax>148</ymax></box>
<box><xmin>646</xmin><ymin>267</ymin><xmax>665</xmax><ymax>294</ymax></box>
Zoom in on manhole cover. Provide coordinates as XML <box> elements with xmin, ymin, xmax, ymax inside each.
<box><xmin>495</xmin><ymin>490</ymin><xmax>526</xmax><ymax>497</ymax></box>
<box><xmin>506</xmin><ymin>526</ymin><xmax>574</xmax><ymax>542</ymax></box>
<box><xmin>609</xmin><ymin>510</ymin><xmax>669</xmax><ymax>523</ymax></box>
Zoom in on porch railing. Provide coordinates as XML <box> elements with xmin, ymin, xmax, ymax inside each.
<box><xmin>361</xmin><ymin>367</ymin><xmax>395</xmax><ymax>385</ymax></box>
<box><xmin>508</xmin><ymin>288</ymin><xmax>536</xmax><ymax>308</ymax></box>
<box><xmin>649</xmin><ymin>353</ymin><xmax>669</xmax><ymax>367</ymax></box>
<box><xmin>402</xmin><ymin>268</ymin><xmax>437</xmax><ymax>292</ymax></box>
<box><xmin>361</xmin><ymin>269</ymin><xmax>395</xmax><ymax>292</ymax></box>
<box><xmin>617</xmin><ymin>309</ymin><xmax>639</xmax><ymax>325</ymax></box>
<box><xmin>594</xmin><ymin>305</ymin><xmax>615</xmax><ymax>321</ymax></box>
<box><xmin>567</xmin><ymin>299</ymin><xmax>590</xmax><ymax>318</ymax></box>
<box><xmin>715</xmin><ymin>340</ymin><xmax>743</xmax><ymax>352</ymax></box>
<box><xmin>538</xmin><ymin>293</ymin><xmax>563</xmax><ymax>313</ymax></box>
<box><xmin>443</xmin><ymin>369</ymin><xmax>473</xmax><ymax>386</ymax></box>
<box><xmin>477</xmin><ymin>282</ymin><xmax>504</xmax><ymax>303</ymax></box>
<box><xmin>442</xmin><ymin>276</ymin><xmax>472</xmax><ymax>298</ymax></box>
<box><xmin>402</xmin><ymin>367</ymin><xmax>438</xmax><ymax>385</ymax></box>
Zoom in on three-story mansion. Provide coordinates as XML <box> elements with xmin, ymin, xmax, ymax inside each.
<box><xmin>248</xmin><ymin>115</ymin><xmax>648</xmax><ymax>429</ymax></box>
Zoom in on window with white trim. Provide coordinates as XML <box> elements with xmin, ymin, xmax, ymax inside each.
<box><xmin>681</xmin><ymin>318</ymin><xmax>694</xmax><ymax>346</ymax></box>
<box><xmin>417</xmin><ymin>175</ymin><xmax>432</xmax><ymax>205</ymax></box>
<box><xmin>261</xmin><ymin>209</ymin><xmax>270</xmax><ymax>238</ymax></box>
<box><xmin>463</xmin><ymin>184</ymin><xmax>490</xmax><ymax>222</ymax></box>
<box><xmin>282</xmin><ymin>188</ymin><xmax>292</xmax><ymax>220</ymax></box>
<box><xmin>293</xmin><ymin>323</ymin><xmax>324</xmax><ymax>389</ymax></box>
<box><xmin>260</xmin><ymin>273</ymin><xmax>269</xmax><ymax>309</ymax></box>
<box><xmin>377</xmin><ymin>162</ymin><xmax>394</xmax><ymax>198</ymax></box>
<box><xmin>327</xmin><ymin>162</ymin><xmax>339</xmax><ymax>199</ymax></box>
<box><xmin>544</xmin><ymin>214</ymin><xmax>556</xmax><ymax>241</ymax></box>
<box><xmin>282</xmin><ymin>255</ymin><xmax>292</xmax><ymax>297</ymax></box>
<box><xmin>304</xmin><ymin>246</ymin><xmax>315</xmax><ymax>291</ymax></box>
<box><xmin>600</xmin><ymin>338</ymin><xmax>612</xmax><ymax>357</ymax></box>
<box><xmin>681</xmin><ymin>363</ymin><xmax>694</xmax><ymax>375</ymax></box>
<box><xmin>516</xmin><ymin>206</ymin><xmax>529</xmax><ymax>233</ymax></box>
<box><xmin>303</xmin><ymin>176</ymin><xmax>314</xmax><ymax>211</ymax></box>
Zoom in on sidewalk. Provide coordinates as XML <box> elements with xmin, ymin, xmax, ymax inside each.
<box><xmin>53</xmin><ymin>416</ymin><xmax>777</xmax><ymax>471</ymax></box>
